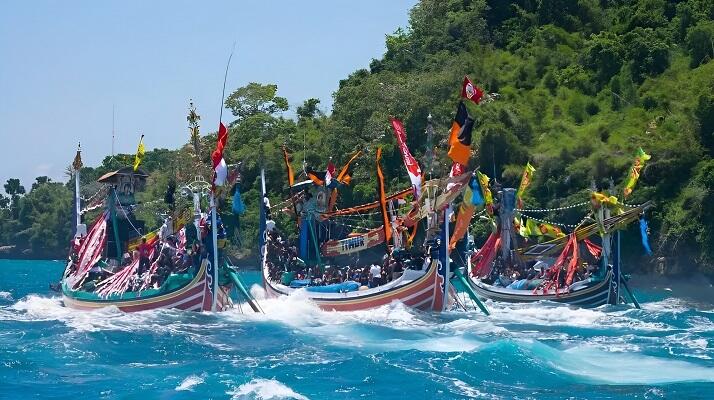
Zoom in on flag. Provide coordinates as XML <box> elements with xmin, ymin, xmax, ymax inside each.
<box><xmin>516</xmin><ymin>162</ymin><xmax>536</xmax><ymax>209</ymax></box>
<box><xmin>461</xmin><ymin>75</ymin><xmax>484</xmax><ymax>105</ymax></box>
<box><xmin>133</xmin><ymin>135</ymin><xmax>145</xmax><ymax>171</ymax></box>
<box><xmin>282</xmin><ymin>147</ymin><xmax>295</xmax><ymax>187</ymax></box>
<box><xmin>469</xmin><ymin>175</ymin><xmax>484</xmax><ymax>206</ymax></box>
<box><xmin>390</xmin><ymin>118</ymin><xmax>423</xmax><ymax>199</ymax></box>
<box><xmin>536</xmin><ymin>221</ymin><xmax>565</xmax><ymax>238</ymax></box>
<box><xmin>448</xmin><ymin>101</ymin><xmax>475</xmax><ymax>165</ymax></box>
<box><xmin>232</xmin><ymin>184</ymin><xmax>246</xmax><ymax>215</ymax></box>
<box><xmin>325</xmin><ymin>159</ymin><xmax>337</xmax><ymax>188</ymax></box>
<box><xmin>376</xmin><ymin>147</ymin><xmax>392</xmax><ymax>247</ymax></box>
<box><xmin>476</xmin><ymin>171</ymin><xmax>493</xmax><ymax>213</ymax></box>
<box><xmin>624</xmin><ymin>148</ymin><xmax>651</xmax><ymax>198</ymax></box>
<box><xmin>336</xmin><ymin>150</ymin><xmax>361</xmax><ymax>185</ymax></box>
<box><xmin>449</xmin><ymin>203</ymin><xmax>475</xmax><ymax>250</ymax></box>
<box><xmin>212</xmin><ymin>123</ymin><xmax>228</xmax><ymax>188</ymax></box>
<box><xmin>450</xmin><ymin>162</ymin><xmax>466</xmax><ymax>177</ymax></box>
<box><xmin>306</xmin><ymin>169</ymin><xmax>326</xmax><ymax>186</ymax></box>
<box><xmin>640</xmin><ymin>216</ymin><xmax>653</xmax><ymax>256</ymax></box>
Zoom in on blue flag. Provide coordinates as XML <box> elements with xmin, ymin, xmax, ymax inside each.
<box><xmin>232</xmin><ymin>185</ymin><xmax>246</xmax><ymax>215</ymax></box>
<box><xmin>639</xmin><ymin>217</ymin><xmax>653</xmax><ymax>256</ymax></box>
<box><xmin>469</xmin><ymin>176</ymin><xmax>485</xmax><ymax>206</ymax></box>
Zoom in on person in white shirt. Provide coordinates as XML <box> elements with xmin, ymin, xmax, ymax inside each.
<box><xmin>369</xmin><ymin>263</ymin><xmax>382</xmax><ymax>288</ymax></box>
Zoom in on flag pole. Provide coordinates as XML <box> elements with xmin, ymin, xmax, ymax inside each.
<box><xmin>74</xmin><ymin>142</ymin><xmax>82</xmax><ymax>236</ymax></box>
<box><xmin>210</xmin><ymin>43</ymin><xmax>236</xmax><ymax>312</ymax></box>
<box><xmin>210</xmin><ymin>193</ymin><xmax>219</xmax><ymax>311</ymax></box>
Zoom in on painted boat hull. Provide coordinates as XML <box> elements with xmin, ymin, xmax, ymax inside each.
<box><xmin>263</xmin><ymin>259</ymin><xmax>448</xmax><ymax>312</ymax></box>
<box><xmin>62</xmin><ymin>260</ymin><xmax>232</xmax><ymax>312</ymax></box>
<box><xmin>466</xmin><ymin>270</ymin><xmax>614</xmax><ymax>308</ymax></box>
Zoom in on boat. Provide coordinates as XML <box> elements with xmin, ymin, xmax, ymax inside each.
<box><xmin>259</xmin><ymin>142</ymin><xmax>467</xmax><ymax>312</ymax></box>
<box><xmin>461</xmin><ymin>186</ymin><xmax>651</xmax><ymax>308</ymax></box>
<box><xmin>60</xmin><ymin>106</ymin><xmax>260</xmax><ymax>313</ymax></box>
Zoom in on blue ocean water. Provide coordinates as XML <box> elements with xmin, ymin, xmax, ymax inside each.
<box><xmin>1</xmin><ymin>259</ymin><xmax>713</xmax><ymax>399</ymax></box>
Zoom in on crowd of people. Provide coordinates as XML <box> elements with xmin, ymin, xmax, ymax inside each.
<box><xmin>489</xmin><ymin>258</ymin><xmax>599</xmax><ymax>291</ymax></box>
<box><xmin>265</xmin><ymin>228</ymin><xmax>426</xmax><ymax>290</ymax></box>
<box><xmin>64</xmin><ymin>212</ymin><xmax>229</xmax><ymax>294</ymax></box>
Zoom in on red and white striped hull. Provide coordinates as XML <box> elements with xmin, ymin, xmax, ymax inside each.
<box><xmin>263</xmin><ymin>259</ymin><xmax>449</xmax><ymax>312</ymax></box>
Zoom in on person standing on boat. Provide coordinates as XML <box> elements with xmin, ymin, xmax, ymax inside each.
<box><xmin>138</xmin><ymin>237</ymin><xmax>151</xmax><ymax>274</ymax></box>
<box><xmin>369</xmin><ymin>263</ymin><xmax>382</xmax><ymax>288</ymax></box>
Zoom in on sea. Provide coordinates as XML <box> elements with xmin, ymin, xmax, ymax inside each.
<box><xmin>1</xmin><ymin>259</ymin><xmax>713</xmax><ymax>399</ymax></box>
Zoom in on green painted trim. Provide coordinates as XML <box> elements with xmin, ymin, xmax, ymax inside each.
<box><xmin>453</xmin><ymin>268</ymin><xmax>489</xmax><ymax>316</ymax></box>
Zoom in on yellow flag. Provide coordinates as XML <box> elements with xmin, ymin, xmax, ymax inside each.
<box><xmin>624</xmin><ymin>148</ymin><xmax>651</xmax><ymax>198</ymax></box>
<box><xmin>133</xmin><ymin>135</ymin><xmax>145</xmax><ymax>171</ymax></box>
<box><xmin>477</xmin><ymin>171</ymin><xmax>493</xmax><ymax>211</ymax></box>
<box><xmin>516</xmin><ymin>162</ymin><xmax>535</xmax><ymax>208</ymax></box>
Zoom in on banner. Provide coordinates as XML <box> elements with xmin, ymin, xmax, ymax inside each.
<box><xmin>282</xmin><ymin>147</ymin><xmax>295</xmax><ymax>187</ymax></box>
<box><xmin>133</xmin><ymin>135</ymin><xmax>145</xmax><ymax>172</ymax></box>
<box><xmin>516</xmin><ymin>162</ymin><xmax>535</xmax><ymax>209</ymax></box>
<box><xmin>448</xmin><ymin>102</ymin><xmax>474</xmax><ymax>166</ymax></box>
<box><xmin>321</xmin><ymin>228</ymin><xmax>386</xmax><ymax>257</ymax></box>
<box><xmin>390</xmin><ymin>118</ymin><xmax>423</xmax><ymax>199</ymax></box>
<box><xmin>476</xmin><ymin>171</ymin><xmax>493</xmax><ymax>213</ymax></box>
<box><xmin>376</xmin><ymin>147</ymin><xmax>392</xmax><ymax>247</ymax></box>
<box><xmin>624</xmin><ymin>148</ymin><xmax>651</xmax><ymax>198</ymax></box>
<box><xmin>449</xmin><ymin>203</ymin><xmax>475</xmax><ymax>250</ymax></box>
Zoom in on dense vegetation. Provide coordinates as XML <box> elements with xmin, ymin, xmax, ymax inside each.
<box><xmin>2</xmin><ymin>0</ymin><xmax>714</xmax><ymax>276</ymax></box>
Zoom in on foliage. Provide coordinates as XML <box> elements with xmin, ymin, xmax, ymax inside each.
<box><xmin>2</xmin><ymin>0</ymin><xmax>714</xmax><ymax>277</ymax></box>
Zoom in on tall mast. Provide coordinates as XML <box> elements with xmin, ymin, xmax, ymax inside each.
<box><xmin>73</xmin><ymin>142</ymin><xmax>84</xmax><ymax>237</ymax></box>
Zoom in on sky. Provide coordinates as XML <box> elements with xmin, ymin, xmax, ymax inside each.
<box><xmin>0</xmin><ymin>0</ymin><xmax>417</xmax><ymax>190</ymax></box>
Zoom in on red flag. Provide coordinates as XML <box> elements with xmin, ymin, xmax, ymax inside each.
<box><xmin>325</xmin><ymin>159</ymin><xmax>336</xmax><ymax>187</ymax></box>
<box><xmin>461</xmin><ymin>76</ymin><xmax>483</xmax><ymax>105</ymax></box>
<box><xmin>449</xmin><ymin>162</ymin><xmax>466</xmax><ymax>178</ymax></box>
<box><xmin>212</xmin><ymin>122</ymin><xmax>228</xmax><ymax>189</ymax></box>
<box><xmin>390</xmin><ymin>117</ymin><xmax>423</xmax><ymax>199</ymax></box>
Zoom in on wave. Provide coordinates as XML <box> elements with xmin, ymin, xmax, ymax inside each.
<box><xmin>0</xmin><ymin>291</ymin><xmax>12</xmax><ymax>301</ymax></box>
<box><xmin>175</xmin><ymin>374</ymin><xmax>205</xmax><ymax>391</ymax></box>
<box><xmin>229</xmin><ymin>379</ymin><xmax>308</xmax><ymax>400</ymax></box>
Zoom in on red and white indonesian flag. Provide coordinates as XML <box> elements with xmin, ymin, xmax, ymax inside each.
<box><xmin>390</xmin><ymin>117</ymin><xmax>422</xmax><ymax>199</ymax></box>
<box><xmin>325</xmin><ymin>159</ymin><xmax>336</xmax><ymax>187</ymax></box>
<box><xmin>461</xmin><ymin>75</ymin><xmax>484</xmax><ymax>105</ymax></box>
<box><xmin>212</xmin><ymin>122</ymin><xmax>228</xmax><ymax>189</ymax></box>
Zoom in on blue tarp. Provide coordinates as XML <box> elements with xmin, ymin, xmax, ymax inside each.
<box><xmin>305</xmin><ymin>281</ymin><xmax>360</xmax><ymax>293</ymax></box>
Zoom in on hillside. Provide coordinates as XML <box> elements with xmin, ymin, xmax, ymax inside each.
<box><xmin>2</xmin><ymin>0</ymin><xmax>714</xmax><ymax>276</ymax></box>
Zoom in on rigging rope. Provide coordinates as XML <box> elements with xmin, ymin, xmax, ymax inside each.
<box><xmin>517</xmin><ymin>211</ymin><xmax>593</xmax><ymax>229</ymax></box>
<box><xmin>515</xmin><ymin>201</ymin><xmax>589</xmax><ymax>213</ymax></box>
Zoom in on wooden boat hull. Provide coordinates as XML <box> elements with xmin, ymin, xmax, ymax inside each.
<box><xmin>263</xmin><ymin>259</ymin><xmax>449</xmax><ymax>312</ymax></box>
<box><xmin>466</xmin><ymin>270</ymin><xmax>614</xmax><ymax>308</ymax></box>
<box><xmin>62</xmin><ymin>260</ymin><xmax>232</xmax><ymax>312</ymax></box>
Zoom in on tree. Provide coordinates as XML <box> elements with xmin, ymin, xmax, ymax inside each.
<box><xmin>296</xmin><ymin>98</ymin><xmax>323</xmax><ymax>122</ymax></box>
<box><xmin>4</xmin><ymin>178</ymin><xmax>26</xmax><ymax>197</ymax></box>
<box><xmin>686</xmin><ymin>21</ymin><xmax>714</xmax><ymax>68</ymax></box>
<box><xmin>224</xmin><ymin>83</ymin><xmax>288</xmax><ymax>122</ymax></box>
<box><xmin>31</xmin><ymin>176</ymin><xmax>52</xmax><ymax>191</ymax></box>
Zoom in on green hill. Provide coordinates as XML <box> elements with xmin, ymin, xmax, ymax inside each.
<box><xmin>2</xmin><ymin>0</ymin><xmax>714</xmax><ymax>276</ymax></box>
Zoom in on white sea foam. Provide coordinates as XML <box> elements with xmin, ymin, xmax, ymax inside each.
<box><xmin>230</xmin><ymin>378</ymin><xmax>308</xmax><ymax>400</ymax></box>
<box><xmin>0</xmin><ymin>291</ymin><xmax>12</xmax><ymax>300</ymax></box>
<box><xmin>537</xmin><ymin>343</ymin><xmax>714</xmax><ymax>385</ymax></box>
<box><xmin>451</xmin><ymin>379</ymin><xmax>501</xmax><ymax>400</ymax></box>
<box><xmin>175</xmin><ymin>374</ymin><xmax>204</xmax><ymax>391</ymax></box>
